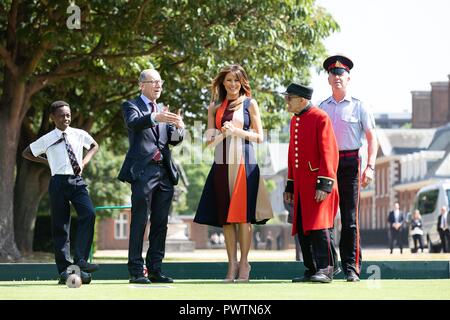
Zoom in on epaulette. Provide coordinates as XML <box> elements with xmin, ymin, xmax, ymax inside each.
<box><xmin>318</xmin><ymin>97</ymin><xmax>332</xmax><ymax>108</ymax></box>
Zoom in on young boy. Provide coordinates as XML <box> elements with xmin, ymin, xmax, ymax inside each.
<box><xmin>22</xmin><ymin>100</ymin><xmax>100</xmax><ymax>284</ymax></box>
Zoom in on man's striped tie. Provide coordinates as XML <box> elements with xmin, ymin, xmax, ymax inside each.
<box><xmin>62</xmin><ymin>132</ymin><xmax>81</xmax><ymax>175</ymax></box>
<box><xmin>150</xmin><ymin>102</ymin><xmax>162</xmax><ymax>161</ymax></box>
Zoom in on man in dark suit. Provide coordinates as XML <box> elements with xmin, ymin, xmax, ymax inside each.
<box><xmin>437</xmin><ymin>206</ymin><xmax>450</xmax><ymax>253</ymax></box>
<box><xmin>387</xmin><ymin>202</ymin><xmax>405</xmax><ymax>254</ymax></box>
<box><xmin>118</xmin><ymin>69</ymin><xmax>185</xmax><ymax>284</ymax></box>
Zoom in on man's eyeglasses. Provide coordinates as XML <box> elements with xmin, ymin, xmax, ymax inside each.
<box><xmin>141</xmin><ymin>80</ymin><xmax>165</xmax><ymax>86</ymax></box>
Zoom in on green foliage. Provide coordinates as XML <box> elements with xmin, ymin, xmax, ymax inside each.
<box><xmin>264</xmin><ymin>179</ymin><xmax>277</xmax><ymax>194</ymax></box>
<box><xmin>82</xmin><ymin>137</ymin><xmax>130</xmax><ymax>213</ymax></box>
<box><xmin>177</xmin><ymin>162</ymin><xmax>211</xmax><ymax>215</ymax></box>
<box><xmin>3</xmin><ymin>0</ymin><xmax>339</xmax><ymax>134</ymax></box>
<box><xmin>1</xmin><ymin>0</ymin><xmax>339</xmax><ymax>252</ymax></box>
<box><xmin>172</xmin><ymin>133</ymin><xmax>214</xmax><ymax>215</ymax></box>
<box><xmin>401</xmin><ymin>122</ymin><xmax>412</xmax><ymax>129</ymax></box>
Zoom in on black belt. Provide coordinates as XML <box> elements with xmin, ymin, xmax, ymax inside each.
<box><xmin>339</xmin><ymin>149</ymin><xmax>359</xmax><ymax>157</ymax></box>
<box><xmin>150</xmin><ymin>160</ymin><xmax>163</xmax><ymax>165</ymax></box>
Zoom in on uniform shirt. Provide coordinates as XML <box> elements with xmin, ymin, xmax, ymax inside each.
<box><xmin>319</xmin><ymin>93</ymin><xmax>376</xmax><ymax>151</ymax></box>
<box><xmin>30</xmin><ymin>127</ymin><xmax>95</xmax><ymax>176</ymax></box>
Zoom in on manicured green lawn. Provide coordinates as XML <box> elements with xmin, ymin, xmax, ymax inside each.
<box><xmin>1</xmin><ymin>279</ymin><xmax>449</xmax><ymax>300</ymax></box>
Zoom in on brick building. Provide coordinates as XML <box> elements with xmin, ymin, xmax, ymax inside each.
<box><xmin>412</xmin><ymin>76</ymin><xmax>450</xmax><ymax>128</ymax></box>
<box><xmin>359</xmin><ymin>73</ymin><xmax>450</xmax><ymax>244</ymax></box>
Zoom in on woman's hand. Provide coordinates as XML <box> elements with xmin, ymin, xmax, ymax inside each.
<box><xmin>221</xmin><ymin>121</ymin><xmax>236</xmax><ymax>136</ymax></box>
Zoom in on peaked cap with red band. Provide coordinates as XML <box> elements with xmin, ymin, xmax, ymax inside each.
<box><xmin>323</xmin><ymin>54</ymin><xmax>354</xmax><ymax>73</ymax></box>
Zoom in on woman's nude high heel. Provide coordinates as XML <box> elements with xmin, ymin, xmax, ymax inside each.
<box><xmin>235</xmin><ymin>263</ymin><xmax>251</xmax><ymax>283</ymax></box>
<box><xmin>223</xmin><ymin>262</ymin><xmax>239</xmax><ymax>283</ymax></box>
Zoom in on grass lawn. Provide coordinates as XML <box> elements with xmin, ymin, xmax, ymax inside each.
<box><xmin>1</xmin><ymin>279</ymin><xmax>449</xmax><ymax>300</ymax></box>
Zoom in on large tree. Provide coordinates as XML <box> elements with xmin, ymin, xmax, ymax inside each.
<box><xmin>0</xmin><ymin>0</ymin><xmax>338</xmax><ymax>260</ymax></box>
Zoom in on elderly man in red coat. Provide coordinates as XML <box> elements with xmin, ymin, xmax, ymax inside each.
<box><xmin>283</xmin><ymin>83</ymin><xmax>340</xmax><ymax>283</ymax></box>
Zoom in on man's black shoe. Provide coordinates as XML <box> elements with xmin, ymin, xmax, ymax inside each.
<box><xmin>310</xmin><ymin>267</ymin><xmax>333</xmax><ymax>283</ymax></box>
<box><xmin>147</xmin><ymin>271</ymin><xmax>173</xmax><ymax>283</ymax></box>
<box><xmin>129</xmin><ymin>275</ymin><xmax>151</xmax><ymax>284</ymax></box>
<box><xmin>58</xmin><ymin>270</ymin><xmax>92</xmax><ymax>285</ymax></box>
<box><xmin>346</xmin><ymin>271</ymin><xmax>360</xmax><ymax>282</ymax></box>
<box><xmin>292</xmin><ymin>276</ymin><xmax>311</xmax><ymax>283</ymax></box>
<box><xmin>77</xmin><ymin>260</ymin><xmax>100</xmax><ymax>273</ymax></box>
<box><xmin>292</xmin><ymin>270</ymin><xmax>315</xmax><ymax>283</ymax></box>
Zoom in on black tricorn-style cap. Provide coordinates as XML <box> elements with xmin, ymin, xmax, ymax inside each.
<box><xmin>282</xmin><ymin>83</ymin><xmax>313</xmax><ymax>100</ymax></box>
<box><xmin>323</xmin><ymin>54</ymin><xmax>354</xmax><ymax>75</ymax></box>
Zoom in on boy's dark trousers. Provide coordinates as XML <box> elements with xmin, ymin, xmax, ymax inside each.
<box><xmin>49</xmin><ymin>175</ymin><xmax>96</xmax><ymax>274</ymax></box>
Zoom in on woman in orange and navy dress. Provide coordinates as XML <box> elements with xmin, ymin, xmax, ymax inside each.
<box><xmin>194</xmin><ymin>64</ymin><xmax>273</xmax><ymax>282</ymax></box>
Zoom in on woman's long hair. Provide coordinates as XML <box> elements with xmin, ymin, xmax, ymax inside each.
<box><xmin>413</xmin><ymin>209</ymin><xmax>422</xmax><ymax>220</ymax></box>
<box><xmin>211</xmin><ymin>64</ymin><xmax>252</xmax><ymax>103</ymax></box>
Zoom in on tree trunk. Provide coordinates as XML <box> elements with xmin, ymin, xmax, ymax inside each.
<box><xmin>0</xmin><ymin>114</ymin><xmax>22</xmax><ymax>262</ymax></box>
<box><xmin>14</xmin><ymin>158</ymin><xmax>50</xmax><ymax>253</ymax></box>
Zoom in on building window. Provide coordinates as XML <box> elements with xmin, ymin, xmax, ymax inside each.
<box><xmin>114</xmin><ymin>213</ymin><xmax>128</xmax><ymax>240</ymax></box>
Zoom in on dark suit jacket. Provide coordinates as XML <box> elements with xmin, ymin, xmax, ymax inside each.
<box><xmin>388</xmin><ymin>210</ymin><xmax>405</xmax><ymax>230</ymax></box>
<box><xmin>437</xmin><ymin>214</ymin><xmax>449</xmax><ymax>231</ymax></box>
<box><xmin>117</xmin><ymin>96</ymin><xmax>184</xmax><ymax>185</ymax></box>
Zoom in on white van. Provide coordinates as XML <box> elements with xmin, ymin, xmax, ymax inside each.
<box><xmin>410</xmin><ymin>180</ymin><xmax>450</xmax><ymax>252</ymax></box>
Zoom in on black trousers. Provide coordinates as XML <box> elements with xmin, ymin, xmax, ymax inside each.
<box><xmin>412</xmin><ymin>234</ymin><xmax>424</xmax><ymax>252</ymax></box>
<box><xmin>48</xmin><ymin>175</ymin><xmax>96</xmax><ymax>274</ymax></box>
<box><xmin>296</xmin><ymin>196</ymin><xmax>337</xmax><ymax>273</ymax></box>
<box><xmin>128</xmin><ymin>162</ymin><xmax>174</xmax><ymax>277</ymax></box>
<box><xmin>438</xmin><ymin>229</ymin><xmax>450</xmax><ymax>253</ymax></box>
<box><xmin>337</xmin><ymin>154</ymin><xmax>362</xmax><ymax>276</ymax></box>
<box><xmin>389</xmin><ymin>228</ymin><xmax>403</xmax><ymax>252</ymax></box>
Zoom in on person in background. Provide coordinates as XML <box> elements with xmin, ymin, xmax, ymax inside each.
<box><xmin>410</xmin><ymin>209</ymin><xmax>424</xmax><ymax>253</ymax></box>
<box><xmin>286</xmin><ymin>201</ymin><xmax>303</xmax><ymax>261</ymax></box>
<box><xmin>210</xmin><ymin>232</ymin><xmax>220</xmax><ymax>245</ymax></box>
<box><xmin>265</xmin><ymin>230</ymin><xmax>274</xmax><ymax>250</ymax></box>
<box><xmin>437</xmin><ymin>206</ymin><xmax>450</xmax><ymax>253</ymax></box>
<box><xmin>387</xmin><ymin>202</ymin><xmax>405</xmax><ymax>254</ymax></box>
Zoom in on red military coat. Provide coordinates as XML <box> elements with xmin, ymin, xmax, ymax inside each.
<box><xmin>288</xmin><ymin>106</ymin><xmax>339</xmax><ymax>236</ymax></box>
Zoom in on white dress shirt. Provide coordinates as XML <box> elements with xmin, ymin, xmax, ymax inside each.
<box><xmin>441</xmin><ymin>214</ymin><xmax>448</xmax><ymax>230</ymax></box>
<box><xmin>30</xmin><ymin>127</ymin><xmax>95</xmax><ymax>176</ymax></box>
<box><xmin>140</xmin><ymin>94</ymin><xmax>159</xmax><ymax>123</ymax></box>
<box><xmin>394</xmin><ymin>209</ymin><xmax>400</xmax><ymax>223</ymax></box>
